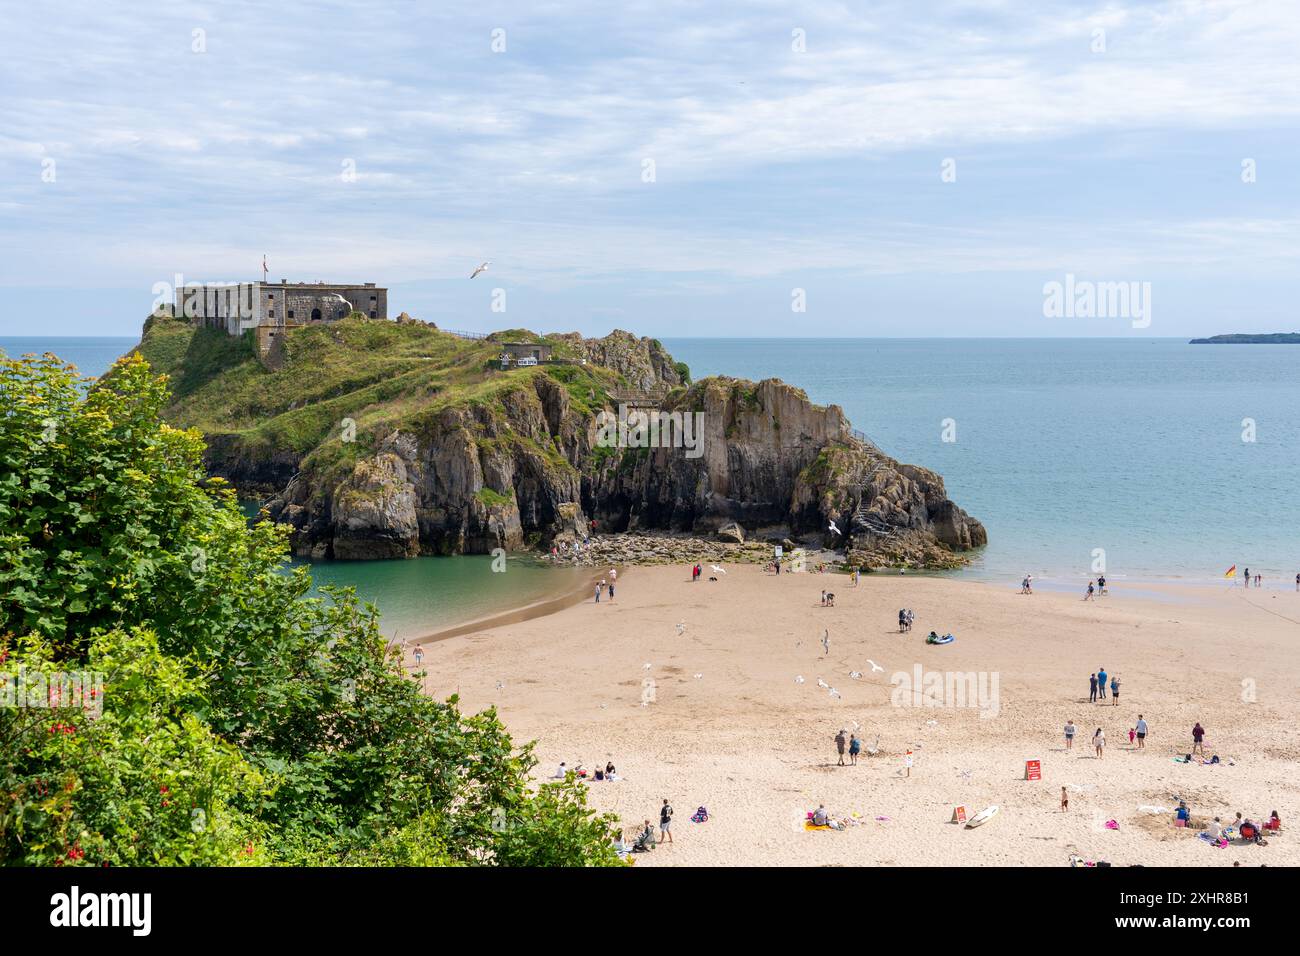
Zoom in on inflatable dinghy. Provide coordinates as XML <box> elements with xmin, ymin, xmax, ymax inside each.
<box><xmin>926</xmin><ymin>633</ymin><xmax>955</xmax><ymax>645</ymax></box>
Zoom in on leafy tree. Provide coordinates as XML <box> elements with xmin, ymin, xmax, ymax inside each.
<box><xmin>1</xmin><ymin>352</ymin><xmax>621</xmax><ymax>865</ymax></box>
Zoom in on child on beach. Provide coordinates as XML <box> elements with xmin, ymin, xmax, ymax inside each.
<box><xmin>1064</xmin><ymin>720</ymin><xmax>1076</xmax><ymax>750</ymax></box>
<box><xmin>1061</xmin><ymin>787</ymin><xmax>1069</xmax><ymax>812</ymax></box>
<box><xmin>1093</xmin><ymin>727</ymin><xmax>1105</xmax><ymax>758</ymax></box>
<box><xmin>1128</xmin><ymin>727</ymin><xmax>1136</xmax><ymax>746</ymax></box>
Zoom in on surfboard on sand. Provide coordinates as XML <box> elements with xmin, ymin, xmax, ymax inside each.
<box><xmin>965</xmin><ymin>805</ymin><xmax>999</xmax><ymax>829</ymax></box>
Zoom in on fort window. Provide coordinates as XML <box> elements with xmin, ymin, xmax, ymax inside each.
<box><xmin>287</xmin><ymin>310</ymin><xmax>294</xmax><ymax>319</ymax></box>
<box><xmin>268</xmin><ymin>309</ymin><xmax>275</xmax><ymax>318</ymax></box>
<box><xmin>370</xmin><ymin>311</ymin><xmax>376</xmax><ymax>318</ymax></box>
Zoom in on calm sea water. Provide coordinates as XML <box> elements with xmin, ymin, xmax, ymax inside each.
<box><xmin>7</xmin><ymin>336</ymin><xmax>1299</xmax><ymax>604</ymax></box>
<box><xmin>664</xmin><ymin>338</ymin><xmax>1300</xmax><ymax>587</ymax></box>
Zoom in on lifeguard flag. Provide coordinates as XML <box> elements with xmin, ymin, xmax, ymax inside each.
<box><xmin>1224</xmin><ymin>565</ymin><xmax>1236</xmax><ymax>578</ymax></box>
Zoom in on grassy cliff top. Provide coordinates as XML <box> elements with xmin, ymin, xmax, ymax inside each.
<box><xmin>136</xmin><ymin>316</ymin><xmax>629</xmax><ymax>460</ymax></box>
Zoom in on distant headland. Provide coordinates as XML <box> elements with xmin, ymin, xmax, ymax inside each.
<box><xmin>1189</xmin><ymin>332</ymin><xmax>1300</xmax><ymax>344</ymax></box>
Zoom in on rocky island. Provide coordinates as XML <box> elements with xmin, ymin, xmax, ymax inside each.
<box><xmin>135</xmin><ymin>314</ymin><xmax>986</xmax><ymax>570</ymax></box>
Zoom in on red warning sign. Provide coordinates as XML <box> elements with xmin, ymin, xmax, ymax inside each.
<box><xmin>1025</xmin><ymin>759</ymin><xmax>1042</xmax><ymax>781</ymax></box>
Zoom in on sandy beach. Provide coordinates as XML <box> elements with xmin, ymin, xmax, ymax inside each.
<box><xmin>411</xmin><ymin>565</ymin><xmax>1300</xmax><ymax>866</ymax></box>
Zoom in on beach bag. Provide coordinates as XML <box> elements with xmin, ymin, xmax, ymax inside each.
<box><xmin>691</xmin><ymin>806</ymin><xmax>709</xmax><ymax>823</ymax></box>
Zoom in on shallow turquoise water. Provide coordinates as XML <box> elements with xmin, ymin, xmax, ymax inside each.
<box><xmin>664</xmin><ymin>337</ymin><xmax>1300</xmax><ymax>585</ymax></box>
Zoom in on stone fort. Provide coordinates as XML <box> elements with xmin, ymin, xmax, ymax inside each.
<box><xmin>176</xmin><ymin>280</ymin><xmax>388</xmax><ymax>354</ymax></box>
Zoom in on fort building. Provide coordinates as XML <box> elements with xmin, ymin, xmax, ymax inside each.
<box><xmin>175</xmin><ymin>280</ymin><xmax>388</xmax><ymax>354</ymax></box>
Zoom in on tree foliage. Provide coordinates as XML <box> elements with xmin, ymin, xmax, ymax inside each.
<box><xmin>0</xmin><ymin>352</ymin><xmax>623</xmax><ymax>866</ymax></box>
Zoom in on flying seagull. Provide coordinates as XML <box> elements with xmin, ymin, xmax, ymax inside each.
<box><xmin>866</xmin><ymin>660</ymin><xmax>884</xmax><ymax>673</ymax></box>
<box><xmin>710</xmin><ymin>564</ymin><xmax>726</xmax><ymax>574</ymax></box>
<box><xmin>829</xmin><ymin>519</ymin><xmax>842</xmax><ymax>536</ymax></box>
<box><xmin>828</xmin><ymin>687</ymin><xmax>841</xmax><ymax>699</ymax></box>
<box><xmin>469</xmin><ymin>261</ymin><xmax>490</xmax><ymax>279</ymax></box>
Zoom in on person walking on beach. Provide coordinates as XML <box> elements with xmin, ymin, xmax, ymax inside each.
<box><xmin>1089</xmin><ymin>674</ymin><xmax>1098</xmax><ymax>703</ymax></box>
<box><xmin>849</xmin><ymin>732</ymin><xmax>861</xmax><ymax>765</ymax></box>
<box><xmin>1109</xmin><ymin>674</ymin><xmax>1120</xmax><ymax>706</ymax></box>
<box><xmin>1295</xmin><ymin>572</ymin><xmax>1299</xmax><ymax>592</ymax></box>
<box><xmin>898</xmin><ymin>608</ymin><xmax>907</xmax><ymax>633</ymax></box>
<box><xmin>1096</xmin><ymin>667</ymin><xmax>1108</xmax><ymax>701</ymax></box>
<box><xmin>607</xmin><ymin>581</ymin><xmax>615</xmax><ymax>602</ymax></box>
<box><xmin>1064</xmin><ymin>719</ymin><xmax>1077</xmax><ymax>750</ymax></box>
<box><xmin>834</xmin><ymin>728</ymin><xmax>847</xmax><ymax>766</ymax></box>
<box><xmin>1135</xmin><ymin>714</ymin><xmax>1148</xmax><ymax>749</ymax></box>
<box><xmin>1097</xmin><ymin>574</ymin><xmax>1107</xmax><ymax>595</ymax></box>
<box><xmin>1084</xmin><ymin>581</ymin><xmax>1095</xmax><ymax>601</ymax></box>
<box><xmin>1061</xmin><ymin>786</ymin><xmax>1069</xmax><ymax>812</ymax></box>
<box><xmin>1192</xmin><ymin>721</ymin><xmax>1206</xmax><ymax>755</ymax></box>
<box><xmin>659</xmin><ymin>799</ymin><xmax>674</xmax><ymax>844</ymax></box>
<box><xmin>1093</xmin><ymin>727</ymin><xmax>1105</xmax><ymax>758</ymax></box>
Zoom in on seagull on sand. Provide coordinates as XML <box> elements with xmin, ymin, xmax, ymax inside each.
<box><xmin>849</xmin><ymin>670</ymin><xmax>863</xmax><ymax>680</ymax></box>
<box><xmin>828</xmin><ymin>687</ymin><xmax>841</xmax><ymax>699</ymax></box>
<box><xmin>829</xmin><ymin>519</ymin><xmax>842</xmax><ymax>536</ymax></box>
<box><xmin>676</xmin><ymin>621</ymin><xmax>686</xmax><ymax>635</ymax></box>
<box><xmin>710</xmin><ymin>564</ymin><xmax>726</xmax><ymax>574</ymax></box>
<box><xmin>469</xmin><ymin>261</ymin><xmax>490</xmax><ymax>279</ymax></box>
<box><xmin>816</xmin><ymin>678</ymin><xmax>830</xmax><ymax>689</ymax></box>
<box><xmin>795</xmin><ymin>675</ymin><xmax>806</xmax><ymax>684</ymax></box>
<box><xmin>693</xmin><ymin>672</ymin><xmax>703</xmax><ymax>679</ymax></box>
<box><xmin>866</xmin><ymin>660</ymin><xmax>884</xmax><ymax>673</ymax></box>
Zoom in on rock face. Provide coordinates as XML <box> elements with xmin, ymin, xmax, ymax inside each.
<box><xmin>255</xmin><ymin>332</ymin><xmax>985</xmax><ymax>568</ymax></box>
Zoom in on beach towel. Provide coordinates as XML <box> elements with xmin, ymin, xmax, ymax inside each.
<box><xmin>804</xmin><ymin>821</ymin><xmax>833</xmax><ymax>831</ymax></box>
<box><xmin>1105</xmin><ymin>820</ymin><xmax>1119</xmax><ymax>830</ymax></box>
<box><xmin>690</xmin><ymin>806</ymin><xmax>709</xmax><ymax>823</ymax></box>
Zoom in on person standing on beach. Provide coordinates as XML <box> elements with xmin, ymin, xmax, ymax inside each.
<box><xmin>1192</xmin><ymin>721</ymin><xmax>1205</xmax><ymax>755</ymax></box>
<box><xmin>1097</xmin><ymin>574</ymin><xmax>1107</xmax><ymax>595</ymax></box>
<box><xmin>1109</xmin><ymin>674</ymin><xmax>1120</xmax><ymax>706</ymax></box>
<box><xmin>834</xmin><ymin>728</ymin><xmax>847</xmax><ymax>766</ymax></box>
<box><xmin>1096</xmin><ymin>667</ymin><xmax>1108</xmax><ymax>700</ymax></box>
<box><xmin>659</xmin><ymin>799</ymin><xmax>674</xmax><ymax>843</ymax></box>
<box><xmin>1093</xmin><ymin>727</ymin><xmax>1105</xmax><ymax>758</ymax></box>
<box><xmin>1089</xmin><ymin>673</ymin><xmax>1098</xmax><ymax>703</ymax></box>
<box><xmin>1295</xmin><ymin>572</ymin><xmax>1299</xmax><ymax>592</ymax></box>
<box><xmin>1061</xmin><ymin>787</ymin><xmax>1069</xmax><ymax>812</ymax></box>
<box><xmin>1244</xmin><ymin>567</ymin><xmax>1250</xmax><ymax>588</ymax></box>
<box><xmin>607</xmin><ymin>581</ymin><xmax>615</xmax><ymax>602</ymax></box>
<box><xmin>594</xmin><ymin>581</ymin><xmax>603</xmax><ymax>603</ymax></box>
<box><xmin>849</xmin><ymin>733</ymin><xmax>861</xmax><ymax>765</ymax></box>
<box><xmin>1135</xmin><ymin>715</ymin><xmax>1148</xmax><ymax>749</ymax></box>
<box><xmin>1064</xmin><ymin>719</ymin><xmax>1077</xmax><ymax>750</ymax></box>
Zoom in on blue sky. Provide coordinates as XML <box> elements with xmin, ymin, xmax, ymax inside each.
<box><xmin>2</xmin><ymin>0</ymin><xmax>1298</xmax><ymax>337</ymax></box>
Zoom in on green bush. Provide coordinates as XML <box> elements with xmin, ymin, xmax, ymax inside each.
<box><xmin>0</xmin><ymin>351</ymin><xmax>621</xmax><ymax>866</ymax></box>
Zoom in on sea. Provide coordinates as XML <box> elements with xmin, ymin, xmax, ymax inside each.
<box><xmin>6</xmin><ymin>335</ymin><xmax>1298</xmax><ymax>627</ymax></box>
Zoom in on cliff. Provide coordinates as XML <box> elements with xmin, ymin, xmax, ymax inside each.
<box><xmin>136</xmin><ymin>315</ymin><xmax>985</xmax><ymax>568</ymax></box>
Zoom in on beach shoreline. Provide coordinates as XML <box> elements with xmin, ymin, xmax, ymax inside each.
<box><xmin>409</xmin><ymin>563</ymin><xmax>1300</xmax><ymax>866</ymax></box>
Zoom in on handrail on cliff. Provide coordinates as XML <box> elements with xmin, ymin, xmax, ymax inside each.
<box><xmin>443</xmin><ymin>329</ymin><xmax>489</xmax><ymax>340</ymax></box>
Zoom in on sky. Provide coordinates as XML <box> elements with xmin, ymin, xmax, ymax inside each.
<box><xmin>1</xmin><ymin>0</ymin><xmax>1298</xmax><ymax>338</ymax></box>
